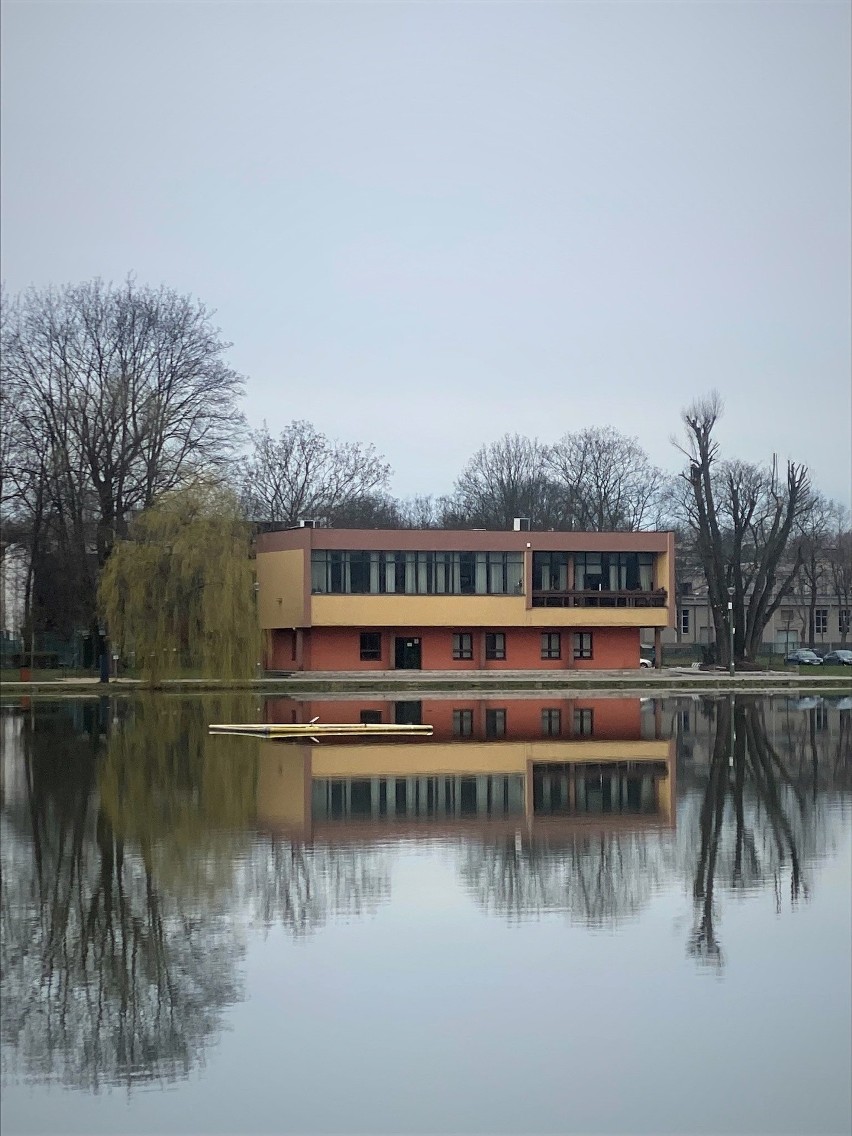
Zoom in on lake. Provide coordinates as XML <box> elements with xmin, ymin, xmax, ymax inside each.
<box><xmin>1</xmin><ymin>692</ymin><xmax>850</xmax><ymax>1135</ymax></box>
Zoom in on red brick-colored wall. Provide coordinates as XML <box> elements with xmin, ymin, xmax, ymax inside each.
<box><xmin>282</xmin><ymin>626</ymin><xmax>643</xmax><ymax>673</ymax></box>
<box><xmin>265</xmin><ymin>696</ymin><xmax>646</xmax><ymax>741</ymax></box>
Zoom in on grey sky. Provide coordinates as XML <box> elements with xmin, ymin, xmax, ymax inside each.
<box><xmin>2</xmin><ymin>0</ymin><xmax>850</xmax><ymax>506</ymax></box>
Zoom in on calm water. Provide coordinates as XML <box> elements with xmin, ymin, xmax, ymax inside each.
<box><xmin>1</xmin><ymin>692</ymin><xmax>850</xmax><ymax>1136</ymax></box>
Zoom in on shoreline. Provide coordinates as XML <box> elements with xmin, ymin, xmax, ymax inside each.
<box><xmin>2</xmin><ymin>669</ymin><xmax>849</xmax><ymax>698</ymax></box>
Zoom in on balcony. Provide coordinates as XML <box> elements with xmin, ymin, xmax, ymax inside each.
<box><xmin>531</xmin><ymin>589</ymin><xmax>668</xmax><ymax>609</ymax></box>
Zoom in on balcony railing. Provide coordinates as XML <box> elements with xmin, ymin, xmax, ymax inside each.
<box><xmin>532</xmin><ymin>589</ymin><xmax>668</xmax><ymax>609</ymax></box>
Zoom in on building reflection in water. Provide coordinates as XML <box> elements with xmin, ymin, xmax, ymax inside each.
<box><xmin>1</xmin><ymin>693</ymin><xmax>848</xmax><ymax>1096</ymax></box>
<box><xmin>257</xmin><ymin>696</ymin><xmax>675</xmax><ymax>842</ymax></box>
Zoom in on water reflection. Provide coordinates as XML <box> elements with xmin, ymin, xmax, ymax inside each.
<box><xmin>1</xmin><ymin>692</ymin><xmax>849</xmax><ymax>1098</ymax></box>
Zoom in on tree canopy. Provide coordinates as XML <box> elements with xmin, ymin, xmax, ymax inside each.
<box><xmin>1</xmin><ymin>277</ymin><xmax>246</xmax><ymax>639</ymax></box>
<box><xmin>98</xmin><ymin>481</ymin><xmax>259</xmax><ymax>682</ymax></box>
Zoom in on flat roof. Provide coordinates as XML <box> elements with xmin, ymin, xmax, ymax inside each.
<box><xmin>257</xmin><ymin>527</ymin><xmax>674</xmax><ymax>554</ymax></box>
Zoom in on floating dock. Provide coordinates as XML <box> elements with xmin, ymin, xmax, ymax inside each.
<box><xmin>209</xmin><ymin>720</ymin><xmax>433</xmax><ymax>739</ymax></box>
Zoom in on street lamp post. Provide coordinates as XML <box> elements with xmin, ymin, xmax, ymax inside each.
<box><xmin>727</xmin><ymin>586</ymin><xmax>735</xmax><ymax>678</ymax></box>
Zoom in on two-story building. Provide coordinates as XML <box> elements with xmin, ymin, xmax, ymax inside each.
<box><xmin>256</xmin><ymin>522</ymin><xmax>676</xmax><ymax>673</ymax></box>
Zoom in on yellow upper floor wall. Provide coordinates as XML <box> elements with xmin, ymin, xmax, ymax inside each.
<box><xmin>256</xmin><ymin>527</ymin><xmax>676</xmax><ymax>630</ymax></box>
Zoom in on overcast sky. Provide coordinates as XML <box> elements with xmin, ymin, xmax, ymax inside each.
<box><xmin>2</xmin><ymin>1</ymin><xmax>850</xmax><ymax>506</ymax></box>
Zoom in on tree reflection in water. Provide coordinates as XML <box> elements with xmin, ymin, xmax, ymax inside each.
<box><xmin>462</xmin><ymin>831</ymin><xmax>669</xmax><ymax>927</ymax></box>
<box><xmin>0</xmin><ymin>698</ymin><xmax>390</xmax><ymax>1091</ymax></box>
<box><xmin>462</xmin><ymin>697</ymin><xmax>850</xmax><ymax>971</ymax></box>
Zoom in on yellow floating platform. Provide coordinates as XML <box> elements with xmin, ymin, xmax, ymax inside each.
<box><xmin>209</xmin><ymin>720</ymin><xmax>433</xmax><ymax>738</ymax></box>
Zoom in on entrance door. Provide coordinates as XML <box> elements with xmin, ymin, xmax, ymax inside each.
<box><xmin>394</xmin><ymin>636</ymin><xmax>422</xmax><ymax>670</ymax></box>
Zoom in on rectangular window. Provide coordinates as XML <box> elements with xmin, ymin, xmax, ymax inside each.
<box><xmin>573</xmin><ymin>632</ymin><xmax>593</xmax><ymax>660</ymax></box>
<box><xmin>541</xmin><ymin>632</ymin><xmax>561</xmax><ymax>660</ymax></box>
<box><xmin>541</xmin><ymin>708</ymin><xmax>561</xmax><ymax>736</ymax></box>
<box><xmin>680</xmin><ymin>608</ymin><xmax>690</xmax><ymax>635</ymax></box>
<box><xmin>814</xmin><ymin>609</ymin><xmax>828</xmax><ymax>635</ymax></box>
<box><xmin>533</xmin><ymin>551</ymin><xmax>569</xmax><ymax>591</ymax></box>
<box><xmin>311</xmin><ymin>549</ymin><xmax>524</xmax><ymax>595</ymax></box>
<box><xmin>359</xmin><ymin>632</ymin><xmax>381</xmax><ymax>661</ymax></box>
<box><xmin>452</xmin><ymin>633</ymin><xmax>473</xmax><ymax>660</ymax></box>
<box><xmin>453</xmin><ymin>709</ymin><xmax>474</xmax><ymax>737</ymax></box>
<box><xmin>485</xmin><ymin>708</ymin><xmax>506</xmax><ymax>739</ymax></box>
<box><xmin>359</xmin><ymin>709</ymin><xmax>382</xmax><ymax>724</ymax></box>
<box><xmin>841</xmin><ymin>610</ymin><xmax>850</xmax><ymax>636</ymax></box>
<box><xmin>573</xmin><ymin>708</ymin><xmax>594</xmax><ymax>737</ymax></box>
<box><xmin>485</xmin><ymin>632</ymin><xmax>506</xmax><ymax>660</ymax></box>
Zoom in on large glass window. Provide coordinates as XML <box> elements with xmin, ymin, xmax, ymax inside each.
<box><xmin>311</xmin><ymin>550</ymin><xmax>523</xmax><ymax>595</ymax></box>
<box><xmin>574</xmin><ymin>552</ymin><xmax>654</xmax><ymax>591</ymax></box>
<box><xmin>533</xmin><ymin>551</ymin><xmax>569</xmax><ymax>591</ymax></box>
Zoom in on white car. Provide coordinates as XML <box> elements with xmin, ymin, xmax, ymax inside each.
<box><xmin>640</xmin><ymin>657</ymin><xmax>653</xmax><ymax>668</ymax></box>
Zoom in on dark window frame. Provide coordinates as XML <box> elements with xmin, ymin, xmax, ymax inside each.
<box><xmin>359</xmin><ymin>632</ymin><xmax>382</xmax><ymax>661</ymax></box>
<box><xmin>541</xmin><ymin>708</ymin><xmax>562</xmax><ymax>736</ymax></box>
<box><xmin>485</xmin><ymin>708</ymin><xmax>507</xmax><ymax>739</ymax></box>
<box><xmin>453</xmin><ymin>708</ymin><xmax>474</xmax><ymax>737</ymax></box>
<box><xmin>452</xmin><ymin>632</ymin><xmax>473</xmax><ymax>660</ymax></box>
<box><xmin>573</xmin><ymin>708</ymin><xmax>594</xmax><ymax>736</ymax></box>
<box><xmin>485</xmin><ymin>632</ymin><xmax>506</xmax><ymax>660</ymax></box>
<box><xmin>573</xmin><ymin>632</ymin><xmax>593</xmax><ymax>660</ymax></box>
<box><xmin>541</xmin><ymin>632</ymin><xmax>561</xmax><ymax>660</ymax></box>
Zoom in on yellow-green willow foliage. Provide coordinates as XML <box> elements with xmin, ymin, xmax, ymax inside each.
<box><xmin>99</xmin><ymin>482</ymin><xmax>260</xmax><ymax>682</ymax></box>
<box><xmin>98</xmin><ymin>695</ymin><xmax>259</xmax><ymax>900</ymax></box>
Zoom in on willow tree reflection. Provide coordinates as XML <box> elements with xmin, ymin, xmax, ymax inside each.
<box><xmin>1</xmin><ymin>698</ymin><xmax>253</xmax><ymax>1091</ymax></box>
<box><xmin>1</xmin><ymin>697</ymin><xmax>391</xmax><ymax>1091</ymax></box>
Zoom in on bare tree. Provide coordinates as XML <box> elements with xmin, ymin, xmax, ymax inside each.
<box><xmin>1</xmin><ymin>278</ymin><xmax>246</xmax><ymax>640</ymax></box>
<box><xmin>450</xmin><ymin>433</ymin><xmax>563</xmax><ymax>529</ymax></box>
<box><xmin>548</xmin><ymin>426</ymin><xmax>667</xmax><ymax>531</ymax></box>
<box><xmin>674</xmin><ymin>393</ymin><xmax>811</xmax><ymax>666</ymax></box>
<box><xmin>241</xmin><ymin>421</ymin><xmax>391</xmax><ymax>526</ymax></box>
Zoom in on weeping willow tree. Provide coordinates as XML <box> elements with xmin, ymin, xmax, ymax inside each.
<box><xmin>99</xmin><ymin>482</ymin><xmax>260</xmax><ymax>682</ymax></box>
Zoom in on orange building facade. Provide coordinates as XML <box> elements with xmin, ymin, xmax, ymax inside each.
<box><xmin>256</xmin><ymin>525</ymin><xmax>676</xmax><ymax>673</ymax></box>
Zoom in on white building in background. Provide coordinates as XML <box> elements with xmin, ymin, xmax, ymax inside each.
<box><xmin>662</xmin><ymin>575</ymin><xmax>851</xmax><ymax>655</ymax></box>
<box><xmin>1</xmin><ymin>542</ymin><xmax>28</xmax><ymax>644</ymax></box>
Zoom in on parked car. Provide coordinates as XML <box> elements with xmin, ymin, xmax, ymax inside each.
<box><xmin>784</xmin><ymin>648</ymin><xmax>823</xmax><ymax>665</ymax></box>
<box><xmin>640</xmin><ymin>657</ymin><xmax>653</xmax><ymax>668</ymax></box>
<box><xmin>821</xmin><ymin>650</ymin><xmax>852</xmax><ymax>666</ymax></box>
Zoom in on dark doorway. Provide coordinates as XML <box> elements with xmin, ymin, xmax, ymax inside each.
<box><xmin>394</xmin><ymin>700</ymin><xmax>422</xmax><ymax>725</ymax></box>
<box><xmin>394</xmin><ymin>636</ymin><xmax>422</xmax><ymax>670</ymax></box>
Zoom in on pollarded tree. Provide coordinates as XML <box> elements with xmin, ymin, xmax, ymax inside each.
<box><xmin>98</xmin><ymin>481</ymin><xmax>259</xmax><ymax>682</ymax></box>
<box><xmin>547</xmin><ymin>426</ymin><xmax>667</xmax><ymax>531</ymax></box>
<box><xmin>675</xmin><ymin>393</ymin><xmax>811</xmax><ymax>666</ymax></box>
<box><xmin>240</xmin><ymin>421</ymin><xmax>391</xmax><ymax>526</ymax></box>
